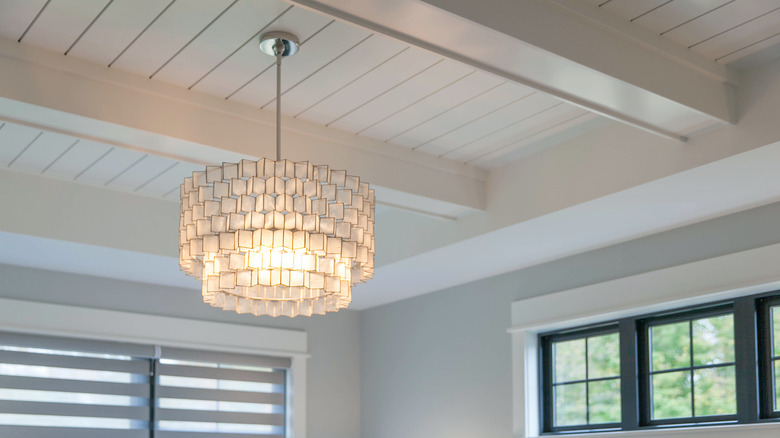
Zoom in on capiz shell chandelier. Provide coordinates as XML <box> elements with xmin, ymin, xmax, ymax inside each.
<box><xmin>179</xmin><ymin>32</ymin><xmax>375</xmax><ymax>317</ymax></box>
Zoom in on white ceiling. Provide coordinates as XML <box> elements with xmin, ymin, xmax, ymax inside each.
<box><xmin>0</xmin><ymin>0</ymin><xmax>596</xmax><ymax>168</ymax></box>
<box><xmin>588</xmin><ymin>0</ymin><xmax>780</xmax><ymax>66</ymax></box>
<box><xmin>2</xmin><ymin>0</ymin><xmax>780</xmax><ymax>310</ymax></box>
<box><xmin>0</xmin><ymin>120</ymin><xmax>199</xmax><ymax>199</ymax></box>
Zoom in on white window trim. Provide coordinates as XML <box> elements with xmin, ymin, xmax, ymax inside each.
<box><xmin>0</xmin><ymin>298</ymin><xmax>309</xmax><ymax>438</ymax></box>
<box><xmin>510</xmin><ymin>241</ymin><xmax>780</xmax><ymax>438</ymax></box>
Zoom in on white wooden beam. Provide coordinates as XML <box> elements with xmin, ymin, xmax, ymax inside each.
<box><xmin>0</xmin><ymin>38</ymin><xmax>486</xmax><ymax>210</ymax></box>
<box><xmin>288</xmin><ymin>0</ymin><xmax>735</xmax><ymax>140</ymax></box>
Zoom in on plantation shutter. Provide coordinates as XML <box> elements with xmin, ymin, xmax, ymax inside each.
<box><xmin>154</xmin><ymin>347</ymin><xmax>289</xmax><ymax>438</ymax></box>
<box><xmin>0</xmin><ymin>332</ymin><xmax>153</xmax><ymax>438</ymax></box>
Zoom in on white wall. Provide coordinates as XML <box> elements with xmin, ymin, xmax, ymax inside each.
<box><xmin>4</xmin><ymin>195</ymin><xmax>780</xmax><ymax>438</ymax></box>
<box><xmin>359</xmin><ymin>200</ymin><xmax>780</xmax><ymax>438</ymax></box>
<box><xmin>0</xmin><ymin>264</ymin><xmax>361</xmax><ymax>438</ymax></box>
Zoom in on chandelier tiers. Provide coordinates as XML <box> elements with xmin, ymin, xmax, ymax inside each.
<box><xmin>179</xmin><ymin>33</ymin><xmax>375</xmax><ymax>317</ymax></box>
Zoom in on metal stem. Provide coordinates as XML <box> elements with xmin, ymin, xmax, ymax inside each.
<box><xmin>275</xmin><ymin>39</ymin><xmax>283</xmax><ymax>161</ymax></box>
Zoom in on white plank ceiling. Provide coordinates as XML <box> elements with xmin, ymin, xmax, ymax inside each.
<box><xmin>0</xmin><ymin>0</ymin><xmax>596</xmax><ymax>173</ymax></box>
<box><xmin>589</xmin><ymin>0</ymin><xmax>780</xmax><ymax>66</ymax></box>
<box><xmin>0</xmin><ymin>120</ymin><xmax>200</xmax><ymax>199</ymax></box>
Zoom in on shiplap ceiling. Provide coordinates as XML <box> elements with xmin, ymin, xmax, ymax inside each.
<box><xmin>0</xmin><ymin>0</ymin><xmax>596</xmax><ymax>171</ymax></box>
<box><xmin>0</xmin><ymin>120</ymin><xmax>199</xmax><ymax>199</ymax></box>
<box><xmin>589</xmin><ymin>0</ymin><xmax>780</xmax><ymax>65</ymax></box>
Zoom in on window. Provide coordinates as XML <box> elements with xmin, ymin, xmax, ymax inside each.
<box><xmin>773</xmin><ymin>304</ymin><xmax>780</xmax><ymax>414</ymax></box>
<box><xmin>760</xmin><ymin>295</ymin><xmax>780</xmax><ymax>419</ymax></box>
<box><xmin>541</xmin><ymin>327</ymin><xmax>621</xmax><ymax>432</ymax></box>
<box><xmin>643</xmin><ymin>308</ymin><xmax>736</xmax><ymax>423</ymax></box>
<box><xmin>0</xmin><ymin>332</ymin><xmax>289</xmax><ymax>438</ymax></box>
<box><xmin>539</xmin><ymin>292</ymin><xmax>780</xmax><ymax>433</ymax></box>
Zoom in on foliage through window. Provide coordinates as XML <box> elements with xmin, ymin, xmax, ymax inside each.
<box><xmin>542</xmin><ymin>328</ymin><xmax>621</xmax><ymax>431</ymax></box>
<box><xmin>647</xmin><ymin>312</ymin><xmax>736</xmax><ymax>421</ymax></box>
<box><xmin>540</xmin><ymin>291</ymin><xmax>780</xmax><ymax>433</ymax></box>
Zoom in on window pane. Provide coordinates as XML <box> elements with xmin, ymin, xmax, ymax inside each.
<box><xmin>775</xmin><ymin>360</ymin><xmax>779</xmax><ymax>412</ymax></box>
<box><xmin>588</xmin><ymin>333</ymin><xmax>620</xmax><ymax>379</ymax></box>
<box><xmin>555</xmin><ymin>383</ymin><xmax>586</xmax><ymax>426</ymax></box>
<box><xmin>589</xmin><ymin>379</ymin><xmax>621</xmax><ymax>424</ymax></box>
<box><xmin>693</xmin><ymin>315</ymin><xmax>734</xmax><ymax>366</ymax></box>
<box><xmin>773</xmin><ymin>306</ymin><xmax>779</xmax><ymax>357</ymax></box>
<box><xmin>652</xmin><ymin>371</ymin><xmax>692</xmax><ymax>419</ymax></box>
<box><xmin>651</xmin><ymin>322</ymin><xmax>690</xmax><ymax>371</ymax></box>
<box><xmin>554</xmin><ymin>339</ymin><xmax>585</xmax><ymax>383</ymax></box>
<box><xmin>693</xmin><ymin>366</ymin><xmax>736</xmax><ymax>416</ymax></box>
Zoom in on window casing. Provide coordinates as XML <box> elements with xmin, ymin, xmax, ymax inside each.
<box><xmin>0</xmin><ymin>331</ymin><xmax>289</xmax><ymax>438</ymax></box>
<box><xmin>539</xmin><ymin>292</ymin><xmax>780</xmax><ymax>434</ymax></box>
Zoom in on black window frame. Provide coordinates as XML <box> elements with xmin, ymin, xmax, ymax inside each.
<box><xmin>637</xmin><ymin>303</ymin><xmax>736</xmax><ymax>426</ymax></box>
<box><xmin>539</xmin><ymin>291</ymin><xmax>780</xmax><ymax>434</ymax></box>
<box><xmin>759</xmin><ymin>295</ymin><xmax>780</xmax><ymax>420</ymax></box>
<box><xmin>540</xmin><ymin>323</ymin><xmax>622</xmax><ymax>433</ymax></box>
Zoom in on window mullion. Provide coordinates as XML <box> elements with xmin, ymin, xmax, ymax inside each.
<box><xmin>541</xmin><ymin>337</ymin><xmax>554</xmax><ymax>433</ymax></box>
<box><xmin>689</xmin><ymin>320</ymin><xmax>695</xmax><ymax>418</ymax></box>
<box><xmin>585</xmin><ymin>337</ymin><xmax>590</xmax><ymax>425</ymax></box>
<box><xmin>619</xmin><ymin>318</ymin><xmax>639</xmax><ymax>430</ymax></box>
<box><xmin>734</xmin><ymin>297</ymin><xmax>760</xmax><ymax>422</ymax></box>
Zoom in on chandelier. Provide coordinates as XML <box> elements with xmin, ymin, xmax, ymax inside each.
<box><xmin>179</xmin><ymin>32</ymin><xmax>375</xmax><ymax>317</ymax></box>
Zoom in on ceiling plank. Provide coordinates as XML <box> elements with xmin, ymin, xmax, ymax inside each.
<box><xmin>151</xmin><ymin>0</ymin><xmax>291</xmax><ymax>86</ymax></box>
<box><xmin>692</xmin><ymin>8</ymin><xmax>780</xmax><ymax>61</ymax></box>
<box><xmin>20</xmin><ymin>0</ymin><xmax>110</xmax><ymax>53</ymax></box>
<box><xmin>441</xmin><ymin>101</ymin><xmax>578</xmax><ymax>162</ymax></box>
<box><xmin>275</xmin><ymin>35</ymin><xmax>406</xmax><ymax>116</ymax></box>
<box><xmin>0</xmin><ymin>122</ymin><xmax>41</xmax><ymax>166</ymax></box>
<box><xmin>632</xmin><ymin>0</ymin><xmax>733</xmax><ymax>35</ymax></box>
<box><xmin>299</xmin><ymin>47</ymin><xmax>440</xmax><ymax>125</ymax></box>
<box><xmin>66</xmin><ymin>0</ymin><xmax>173</xmax><ymax>66</ymax></box>
<box><xmin>599</xmin><ymin>0</ymin><xmax>672</xmax><ymax>21</ymax></box>
<box><xmin>226</xmin><ymin>20</ymin><xmax>369</xmax><ymax>106</ymax></box>
<box><xmin>359</xmin><ymin>71</ymin><xmax>503</xmax><ymax>142</ymax></box>
<box><xmin>8</xmin><ymin>130</ymin><xmax>74</xmax><ymax>173</ymax></box>
<box><xmin>109</xmin><ymin>0</ymin><xmax>233</xmax><ymax>76</ymax></box>
<box><xmin>0</xmin><ymin>0</ymin><xmax>49</xmax><ymax>41</ymax></box>
<box><xmin>662</xmin><ymin>0</ymin><xmax>780</xmax><ymax>49</ymax></box>
<box><xmin>43</xmin><ymin>139</ymin><xmax>112</xmax><ymax>179</ymax></box>
<box><xmin>408</xmin><ymin>83</ymin><xmax>538</xmax><ymax>154</ymax></box>
<box><xmin>328</xmin><ymin>59</ymin><xmax>472</xmax><ymax>134</ymax></box>
<box><xmin>191</xmin><ymin>6</ymin><xmax>331</xmax><ymax>97</ymax></box>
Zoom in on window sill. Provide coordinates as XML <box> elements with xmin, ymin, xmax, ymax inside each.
<box><xmin>528</xmin><ymin>422</ymin><xmax>780</xmax><ymax>438</ymax></box>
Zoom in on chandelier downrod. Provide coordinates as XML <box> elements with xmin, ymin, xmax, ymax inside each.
<box><xmin>276</xmin><ymin>41</ymin><xmax>282</xmax><ymax>161</ymax></box>
<box><xmin>259</xmin><ymin>32</ymin><xmax>300</xmax><ymax>161</ymax></box>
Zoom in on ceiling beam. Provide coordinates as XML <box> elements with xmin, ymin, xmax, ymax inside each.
<box><xmin>288</xmin><ymin>0</ymin><xmax>735</xmax><ymax>140</ymax></box>
<box><xmin>0</xmin><ymin>38</ymin><xmax>486</xmax><ymax>211</ymax></box>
